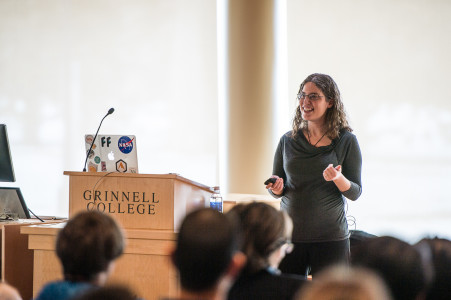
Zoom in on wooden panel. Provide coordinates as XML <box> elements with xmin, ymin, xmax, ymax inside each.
<box><xmin>125</xmin><ymin>229</ymin><xmax>175</xmax><ymax>240</ymax></box>
<box><xmin>109</xmin><ymin>252</ymin><xmax>179</xmax><ymax>299</ymax></box>
<box><xmin>32</xmin><ymin>250</ymin><xmax>62</xmax><ymax>298</ymax></box>
<box><xmin>22</xmin><ymin>224</ymin><xmax>177</xmax><ymax>248</ymax></box>
<box><xmin>64</xmin><ymin>172</ymin><xmax>213</xmax><ymax>231</ymax></box>
<box><xmin>123</xmin><ymin>239</ymin><xmax>174</xmax><ymax>256</ymax></box>
<box><xmin>3</xmin><ymin>224</ymin><xmax>34</xmax><ymax>300</ymax></box>
<box><xmin>28</xmin><ymin>234</ymin><xmax>57</xmax><ymax>250</ymax></box>
<box><xmin>68</xmin><ymin>175</ymin><xmax>175</xmax><ymax>230</ymax></box>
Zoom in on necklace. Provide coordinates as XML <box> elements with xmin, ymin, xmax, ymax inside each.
<box><xmin>307</xmin><ymin>128</ymin><xmax>328</xmax><ymax>147</ymax></box>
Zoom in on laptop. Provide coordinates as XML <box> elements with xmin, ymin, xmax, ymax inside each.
<box><xmin>84</xmin><ymin>134</ymin><xmax>139</xmax><ymax>173</ymax></box>
<box><xmin>0</xmin><ymin>187</ymin><xmax>30</xmax><ymax>220</ymax></box>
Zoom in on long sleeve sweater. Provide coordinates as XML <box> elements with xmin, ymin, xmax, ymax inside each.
<box><xmin>270</xmin><ymin>129</ymin><xmax>362</xmax><ymax>242</ymax></box>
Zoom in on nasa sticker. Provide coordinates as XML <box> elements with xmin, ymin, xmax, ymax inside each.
<box><xmin>118</xmin><ymin>136</ymin><xmax>134</xmax><ymax>154</ymax></box>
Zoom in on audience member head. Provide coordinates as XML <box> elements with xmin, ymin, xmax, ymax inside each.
<box><xmin>56</xmin><ymin>210</ymin><xmax>125</xmax><ymax>285</ymax></box>
<box><xmin>0</xmin><ymin>282</ymin><xmax>22</xmax><ymax>300</ymax></box>
<box><xmin>172</xmin><ymin>207</ymin><xmax>245</xmax><ymax>296</ymax></box>
<box><xmin>72</xmin><ymin>284</ymin><xmax>138</xmax><ymax>300</ymax></box>
<box><xmin>414</xmin><ymin>237</ymin><xmax>451</xmax><ymax>300</ymax></box>
<box><xmin>227</xmin><ymin>202</ymin><xmax>293</xmax><ymax>274</ymax></box>
<box><xmin>351</xmin><ymin>235</ymin><xmax>427</xmax><ymax>300</ymax></box>
<box><xmin>296</xmin><ymin>265</ymin><xmax>392</xmax><ymax>300</ymax></box>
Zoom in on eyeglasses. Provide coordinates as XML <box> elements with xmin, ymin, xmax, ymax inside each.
<box><xmin>282</xmin><ymin>240</ymin><xmax>294</xmax><ymax>254</ymax></box>
<box><xmin>274</xmin><ymin>239</ymin><xmax>294</xmax><ymax>254</ymax></box>
<box><xmin>297</xmin><ymin>93</ymin><xmax>324</xmax><ymax>101</ymax></box>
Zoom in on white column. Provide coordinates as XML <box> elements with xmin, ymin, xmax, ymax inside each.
<box><xmin>226</xmin><ymin>0</ymin><xmax>276</xmax><ymax>195</ymax></box>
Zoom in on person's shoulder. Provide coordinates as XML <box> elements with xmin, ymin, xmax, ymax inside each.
<box><xmin>35</xmin><ymin>281</ymin><xmax>63</xmax><ymax>295</ymax></box>
<box><xmin>257</xmin><ymin>269</ymin><xmax>305</xmax><ymax>286</ymax></box>
<box><xmin>281</xmin><ymin>130</ymin><xmax>293</xmax><ymax>139</ymax></box>
<box><xmin>339</xmin><ymin>128</ymin><xmax>356</xmax><ymax>138</ymax></box>
<box><xmin>35</xmin><ymin>281</ymin><xmax>94</xmax><ymax>300</ymax></box>
<box><xmin>278</xmin><ymin>130</ymin><xmax>295</xmax><ymax>142</ymax></box>
<box><xmin>337</xmin><ymin>129</ymin><xmax>358</xmax><ymax>143</ymax></box>
<box><xmin>278</xmin><ymin>272</ymin><xmax>307</xmax><ymax>284</ymax></box>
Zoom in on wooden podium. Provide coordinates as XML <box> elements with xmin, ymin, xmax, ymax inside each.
<box><xmin>1</xmin><ymin>219</ymin><xmax>65</xmax><ymax>300</ymax></box>
<box><xmin>22</xmin><ymin>172</ymin><xmax>214</xmax><ymax>300</ymax></box>
<box><xmin>65</xmin><ymin>172</ymin><xmax>214</xmax><ymax>230</ymax></box>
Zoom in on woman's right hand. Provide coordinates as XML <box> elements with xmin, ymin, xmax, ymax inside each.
<box><xmin>266</xmin><ymin>175</ymin><xmax>284</xmax><ymax>196</ymax></box>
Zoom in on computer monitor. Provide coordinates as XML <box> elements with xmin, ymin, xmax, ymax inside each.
<box><xmin>0</xmin><ymin>124</ymin><xmax>15</xmax><ymax>182</ymax></box>
<box><xmin>0</xmin><ymin>187</ymin><xmax>30</xmax><ymax>219</ymax></box>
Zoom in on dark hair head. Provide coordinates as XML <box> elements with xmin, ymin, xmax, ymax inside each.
<box><xmin>292</xmin><ymin>73</ymin><xmax>352</xmax><ymax>139</ymax></box>
<box><xmin>415</xmin><ymin>237</ymin><xmax>451</xmax><ymax>300</ymax></box>
<box><xmin>56</xmin><ymin>210</ymin><xmax>124</xmax><ymax>282</ymax></box>
<box><xmin>351</xmin><ymin>236</ymin><xmax>427</xmax><ymax>300</ymax></box>
<box><xmin>228</xmin><ymin>202</ymin><xmax>288</xmax><ymax>274</ymax></box>
<box><xmin>173</xmin><ymin>207</ymin><xmax>241</xmax><ymax>292</ymax></box>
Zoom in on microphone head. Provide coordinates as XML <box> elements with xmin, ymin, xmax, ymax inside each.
<box><xmin>108</xmin><ymin>108</ymin><xmax>115</xmax><ymax>115</ymax></box>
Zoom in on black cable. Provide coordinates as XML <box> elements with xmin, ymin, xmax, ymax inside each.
<box><xmin>28</xmin><ymin>208</ymin><xmax>45</xmax><ymax>222</ymax></box>
<box><xmin>345</xmin><ymin>198</ymin><xmax>357</xmax><ymax>230</ymax></box>
<box><xmin>92</xmin><ymin>172</ymin><xmax>115</xmax><ymax>191</ymax></box>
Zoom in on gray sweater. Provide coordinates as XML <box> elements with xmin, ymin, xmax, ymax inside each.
<box><xmin>270</xmin><ymin>129</ymin><xmax>362</xmax><ymax>242</ymax></box>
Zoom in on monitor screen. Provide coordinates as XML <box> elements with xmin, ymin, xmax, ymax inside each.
<box><xmin>0</xmin><ymin>187</ymin><xmax>30</xmax><ymax>219</ymax></box>
<box><xmin>0</xmin><ymin>124</ymin><xmax>15</xmax><ymax>182</ymax></box>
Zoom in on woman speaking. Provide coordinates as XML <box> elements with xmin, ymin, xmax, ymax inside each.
<box><xmin>266</xmin><ymin>73</ymin><xmax>362</xmax><ymax>278</ymax></box>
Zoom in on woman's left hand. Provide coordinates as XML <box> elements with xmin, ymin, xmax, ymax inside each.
<box><xmin>323</xmin><ymin>164</ymin><xmax>342</xmax><ymax>182</ymax></box>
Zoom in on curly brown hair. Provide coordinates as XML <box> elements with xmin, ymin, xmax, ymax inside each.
<box><xmin>227</xmin><ymin>202</ymin><xmax>289</xmax><ymax>275</ymax></box>
<box><xmin>291</xmin><ymin>73</ymin><xmax>352</xmax><ymax>139</ymax></box>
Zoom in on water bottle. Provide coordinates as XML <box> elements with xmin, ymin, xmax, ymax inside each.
<box><xmin>210</xmin><ymin>186</ymin><xmax>223</xmax><ymax>213</ymax></box>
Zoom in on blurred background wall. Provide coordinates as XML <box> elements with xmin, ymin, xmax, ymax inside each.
<box><xmin>1</xmin><ymin>0</ymin><xmax>450</xmax><ymax>243</ymax></box>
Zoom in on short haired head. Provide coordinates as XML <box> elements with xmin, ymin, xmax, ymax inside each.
<box><xmin>351</xmin><ymin>236</ymin><xmax>427</xmax><ymax>300</ymax></box>
<box><xmin>56</xmin><ymin>210</ymin><xmax>124</xmax><ymax>282</ymax></box>
<box><xmin>415</xmin><ymin>237</ymin><xmax>451</xmax><ymax>300</ymax></box>
<box><xmin>297</xmin><ymin>265</ymin><xmax>392</xmax><ymax>300</ymax></box>
<box><xmin>292</xmin><ymin>73</ymin><xmax>351</xmax><ymax>139</ymax></box>
<box><xmin>173</xmin><ymin>207</ymin><xmax>241</xmax><ymax>292</ymax></box>
<box><xmin>228</xmin><ymin>202</ymin><xmax>292</xmax><ymax>274</ymax></box>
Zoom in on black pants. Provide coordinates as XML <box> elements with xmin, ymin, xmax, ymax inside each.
<box><xmin>278</xmin><ymin>239</ymin><xmax>350</xmax><ymax>278</ymax></box>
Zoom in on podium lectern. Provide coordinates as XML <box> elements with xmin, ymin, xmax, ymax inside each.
<box><xmin>65</xmin><ymin>171</ymin><xmax>214</xmax><ymax>230</ymax></box>
<box><xmin>22</xmin><ymin>172</ymin><xmax>214</xmax><ymax>300</ymax></box>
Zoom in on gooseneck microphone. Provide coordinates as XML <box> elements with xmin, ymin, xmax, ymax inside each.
<box><xmin>83</xmin><ymin>108</ymin><xmax>115</xmax><ymax>172</ymax></box>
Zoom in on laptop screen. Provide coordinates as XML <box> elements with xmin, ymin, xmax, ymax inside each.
<box><xmin>0</xmin><ymin>187</ymin><xmax>30</xmax><ymax>219</ymax></box>
<box><xmin>85</xmin><ymin>134</ymin><xmax>139</xmax><ymax>173</ymax></box>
